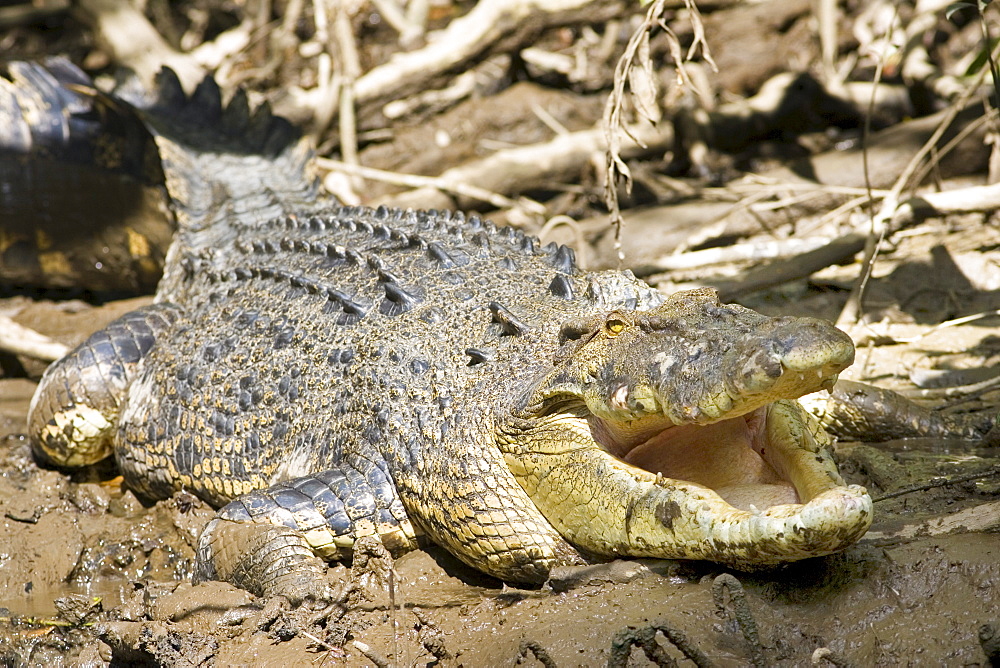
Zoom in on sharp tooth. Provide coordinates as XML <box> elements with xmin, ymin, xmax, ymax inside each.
<box><xmin>748</xmin><ymin>504</ymin><xmax>761</xmax><ymax>515</ymax></box>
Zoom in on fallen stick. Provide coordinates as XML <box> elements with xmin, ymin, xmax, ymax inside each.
<box><xmin>0</xmin><ymin>316</ymin><xmax>69</xmax><ymax>362</ymax></box>
<box><xmin>864</xmin><ymin>499</ymin><xmax>1000</xmax><ymax>541</ymax></box>
<box><xmin>76</xmin><ymin>0</ymin><xmax>206</xmax><ymax>89</ymax></box>
<box><xmin>366</xmin><ymin>119</ymin><xmax>672</xmax><ymax>212</ymax></box>
<box><xmin>632</xmin><ymin>236</ymin><xmax>831</xmax><ymax>275</ymax></box>
<box><xmin>353</xmin><ymin>0</ymin><xmax>628</xmax><ymax>109</ymax></box>
<box><xmin>693</xmin><ymin>180</ymin><xmax>1000</xmax><ymax>300</ymax></box>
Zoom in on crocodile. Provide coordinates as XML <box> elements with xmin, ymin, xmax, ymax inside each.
<box><xmin>0</xmin><ymin>59</ymin><xmax>173</xmax><ymax>294</ymax></box>
<box><xmin>27</xmin><ymin>63</ymin><xmax>874</xmax><ymax>601</ymax></box>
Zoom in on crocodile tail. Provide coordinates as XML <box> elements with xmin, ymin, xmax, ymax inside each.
<box><xmin>115</xmin><ymin>68</ymin><xmax>325</xmax><ymax>299</ymax></box>
<box><xmin>0</xmin><ymin>58</ymin><xmax>172</xmax><ymax>293</ymax></box>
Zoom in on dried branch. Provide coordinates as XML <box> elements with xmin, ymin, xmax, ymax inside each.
<box><xmin>76</xmin><ymin>0</ymin><xmax>205</xmax><ymax>89</ymax></box>
<box><xmin>699</xmin><ymin>179</ymin><xmax>1000</xmax><ymax>300</ymax></box>
<box><xmin>0</xmin><ymin>316</ymin><xmax>69</xmax><ymax>362</ymax></box>
<box><xmin>838</xmin><ymin>45</ymin><xmax>999</xmax><ymax>325</ymax></box>
<box><xmin>354</xmin><ymin>0</ymin><xmax>627</xmax><ymax>109</ymax></box>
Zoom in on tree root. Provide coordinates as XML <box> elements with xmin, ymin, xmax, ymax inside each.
<box><xmin>711</xmin><ymin>573</ymin><xmax>766</xmax><ymax>668</ymax></box>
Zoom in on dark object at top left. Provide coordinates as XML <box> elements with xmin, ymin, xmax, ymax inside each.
<box><xmin>0</xmin><ymin>58</ymin><xmax>173</xmax><ymax>295</ymax></box>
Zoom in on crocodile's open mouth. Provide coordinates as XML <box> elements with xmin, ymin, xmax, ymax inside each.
<box><xmin>503</xmin><ymin>392</ymin><xmax>872</xmax><ymax>567</ymax></box>
<box><xmin>590</xmin><ymin>404</ymin><xmax>809</xmax><ymax>513</ymax></box>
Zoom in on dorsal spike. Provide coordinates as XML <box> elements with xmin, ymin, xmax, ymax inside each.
<box><xmin>377</xmin><ymin>268</ymin><xmax>401</xmax><ymax>284</ymax></box>
<box><xmin>246</xmin><ymin>99</ymin><xmax>274</xmax><ymax>141</ymax></box>
<box><xmin>153</xmin><ymin>68</ymin><xmax>186</xmax><ymax>108</ymax></box>
<box><xmin>380</xmin><ymin>280</ymin><xmax>422</xmax><ymax>315</ymax></box>
<box><xmin>548</xmin><ymin>274</ymin><xmax>575</xmax><ymax>300</ymax></box>
<box><xmin>426</xmin><ymin>242</ymin><xmax>455</xmax><ymax>268</ymax></box>
<box><xmin>489</xmin><ymin>301</ymin><xmax>530</xmax><ymax>336</ymax></box>
<box><xmin>521</xmin><ymin>237</ymin><xmax>537</xmax><ymax>253</ymax></box>
<box><xmin>549</xmin><ymin>244</ymin><xmax>576</xmax><ymax>273</ymax></box>
<box><xmin>465</xmin><ymin>347</ymin><xmax>495</xmax><ymax>366</ymax></box>
<box><xmin>222</xmin><ymin>88</ymin><xmax>251</xmax><ymax>131</ymax></box>
<box><xmin>343</xmin><ymin>298</ymin><xmax>368</xmax><ymax>316</ymax></box>
<box><xmin>326</xmin><ymin>288</ymin><xmax>368</xmax><ymax>316</ymax></box>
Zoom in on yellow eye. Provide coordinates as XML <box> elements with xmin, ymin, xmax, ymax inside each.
<box><xmin>605</xmin><ymin>318</ymin><xmax>626</xmax><ymax>336</ymax></box>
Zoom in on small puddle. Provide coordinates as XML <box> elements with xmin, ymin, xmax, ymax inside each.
<box><xmin>1</xmin><ymin>579</ymin><xmax>129</xmax><ymax>618</ymax></box>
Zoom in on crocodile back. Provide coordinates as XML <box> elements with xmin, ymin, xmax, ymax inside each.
<box><xmin>115</xmin><ymin>69</ymin><xmax>324</xmax><ymax>301</ymax></box>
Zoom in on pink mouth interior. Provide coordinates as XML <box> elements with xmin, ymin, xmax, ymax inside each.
<box><xmin>591</xmin><ymin>408</ymin><xmax>801</xmax><ymax>511</ymax></box>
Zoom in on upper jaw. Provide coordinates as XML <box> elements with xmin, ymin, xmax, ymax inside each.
<box><xmin>588</xmin><ymin>317</ymin><xmax>855</xmax><ymax>428</ymax></box>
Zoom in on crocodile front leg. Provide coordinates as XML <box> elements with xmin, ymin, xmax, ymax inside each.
<box><xmin>196</xmin><ymin>467</ymin><xmax>421</xmax><ymax>601</ymax></box>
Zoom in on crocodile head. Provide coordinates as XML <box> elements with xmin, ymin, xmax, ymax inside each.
<box><xmin>500</xmin><ymin>287</ymin><xmax>872</xmax><ymax>569</ymax></box>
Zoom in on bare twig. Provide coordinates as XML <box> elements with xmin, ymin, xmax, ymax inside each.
<box><xmin>873</xmin><ymin>467</ymin><xmax>1000</xmax><ymax>503</ymax></box>
<box><xmin>354</xmin><ymin>0</ymin><xmax>626</xmax><ymax>108</ymax></box>
<box><xmin>604</xmin><ymin>0</ymin><xmax>693</xmax><ymax>262</ymax></box>
<box><xmin>0</xmin><ymin>316</ymin><xmax>69</xmax><ymax>362</ymax></box>
<box><xmin>842</xmin><ymin>4</ymin><xmax>897</xmax><ymax>328</ymax></box>
<box><xmin>317</xmin><ymin>157</ymin><xmax>545</xmax><ymax>214</ymax></box>
<box><xmin>838</xmin><ymin>45</ymin><xmax>996</xmax><ymax>326</ymax></box>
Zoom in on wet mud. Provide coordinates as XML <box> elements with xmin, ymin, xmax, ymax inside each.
<box><xmin>1</xmin><ymin>298</ymin><xmax>999</xmax><ymax>666</ymax></box>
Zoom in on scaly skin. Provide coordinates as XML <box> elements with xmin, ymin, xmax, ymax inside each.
<box><xmin>27</xmin><ymin>67</ymin><xmax>873</xmax><ymax>600</ymax></box>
